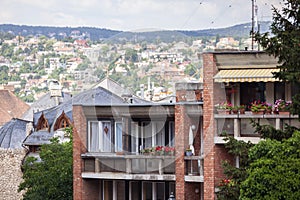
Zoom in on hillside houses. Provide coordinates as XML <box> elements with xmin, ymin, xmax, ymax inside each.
<box><xmin>0</xmin><ymin>33</ymin><xmax>255</xmax><ymax>101</ymax></box>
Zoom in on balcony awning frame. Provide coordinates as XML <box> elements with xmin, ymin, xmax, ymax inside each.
<box><xmin>213</xmin><ymin>68</ymin><xmax>280</xmax><ymax>83</ymax></box>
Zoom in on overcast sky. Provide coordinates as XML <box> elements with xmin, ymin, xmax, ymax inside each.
<box><xmin>0</xmin><ymin>0</ymin><xmax>282</xmax><ymax>31</ymax></box>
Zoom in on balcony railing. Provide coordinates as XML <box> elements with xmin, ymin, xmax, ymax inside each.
<box><xmin>82</xmin><ymin>153</ymin><xmax>175</xmax><ymax>175</ymax></box>
<box><xmin>214</xmin><ymin>112</ymin><xmax>300</xmax><ymax>144</ymax></box>
<box><xmin>184</xmin><ymin>156</ymin><xmax>204</xmax><ymax>182</ymax></box>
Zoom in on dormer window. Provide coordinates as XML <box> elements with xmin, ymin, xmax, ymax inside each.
<box><xmin>54</xmin><ymin>111</ymin><xmax>72</xmax><ymax>131</ymax></box>
<box><xmin>36</xmin><ymin>113</ymin><xmax>49</xmax><ymax>131</ymax></box>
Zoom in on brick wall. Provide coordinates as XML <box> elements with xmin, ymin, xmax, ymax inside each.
<box><xmin>0</xmin><ymin>148</ymin><xmax>26</xmax><ymax>200</ymax></box>
<box><xmin>214</xmin><ymin>145</ymin><xmax>234</xmax><ymax>186</ymax></box>
<box><xmin>202</xmin><ymin>52</ymin><xmax>236</xmax><ymax>199</ymax></box>
<box><xmin>202</xmin><ymin>52</ymin><xmax>218</xmax><ymax>200</ymax></box>
<box><xmin>175</xmin><ymin>84</ymin><xmax>202</xmax><ymax>200</ymax></box>
<box><xmin>73</xmin><ymin>105</ymin><xmax>87</xmax><ymax>200</ymax></box>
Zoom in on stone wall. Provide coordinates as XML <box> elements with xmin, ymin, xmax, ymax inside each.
<box><xmin>0</xmin><ymin>148</ymin><xmax>26</xmax><ymax>200</ymax></box>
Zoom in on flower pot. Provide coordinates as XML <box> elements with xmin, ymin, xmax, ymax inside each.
<box><xmin>278</xmin><ymin>111</ymin><xmax>290</xmax><ymax>115</ymax></box>
<box><xmin>239</xmin><ymin>109</ymin><xmax>245</xmax><ymax>114</ymax></box>
<box><xmin>185</xmin><ymin>151</ymin><xmax>193</xmax><ymax>156</ymax></box>
<box><xmin>231</xmin><ymin>109</ymin><xmax>238</xmax><ymax>114</ymax></box>
<box><xmin>252</xmin><ymin>109</ymin><xmax>265</xmax><ymax>115</ymax></box>
<box><xmin>217</xmin><ymin>109</ymin><xmax>231</xmax><ymax>114</ymax></box>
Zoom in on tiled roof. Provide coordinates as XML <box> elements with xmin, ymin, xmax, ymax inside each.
<box><xmin>72</xmin><ymin>86</ymin><xmax>128</xmax><ymax>106</ymax></box>
<box><xmin>23</xmin><ymin>130</ymin><xmax>53</xmax><ymax>146</ymax></box>
<box><xmin>33</xmin><ymin>97</ymin><xmax>73</xmax><ymax>130</ymax></box>
<box><xmin>0</xmin><ymin>118</ymin><xmax>31</xmax><ymax>149</ymax></box>
<box><xmin>0</xmin><ymin>90</ymin><xmax>30</xmax><ymax>126</ymax></box>
<box><xmin>22</xmin><ymin>91</ymin><xmax>72</xmax><ymax>121</ymax></box>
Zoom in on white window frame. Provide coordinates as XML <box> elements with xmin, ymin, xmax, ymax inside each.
<box><xmin>169</xmin><ymin>121</ymin><xmax>175</xmax><ymax>147</ymax></box>
<box><xmin>131</xmin><ymin>122</ymin><xmax>139</xmax><ymax>154</ymax></box>
<box><xmin>115</xmin><ymin>121</ymin><xmax>123</xmax><ymax>152</ymax></box>
<box><xmin>88</xmin><ymin>120</ymin><xmax>112</xmax><ymax>152</ymax></box>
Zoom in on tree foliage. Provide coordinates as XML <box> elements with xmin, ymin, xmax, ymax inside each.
<box><xmin>255</xmin><ymin>0</ymin><xmax>300</xmax><ymax>117</ymax></box>
<box><xmin>18</xmin><ymin>128</ymin><xmax>73</xmax><ymax>200</ymax></box>
<box><xmin>240</xmin><ymin>131</ymin><xmax>300</xmax><ymax>200</ymax></box>
<box><xmin>254</xmin><ymin>0</ymin><xmax>300</xmax><ymax>83</ymax></box>
<box><xmin>216</xmin><ymin>137</ymin><xmax>253</xmax><ymax>200</ymax></box>
<box><xmin>218</xmin><ymin>2</ymin><xmax>300</xmax><ymax>198</ymax></box>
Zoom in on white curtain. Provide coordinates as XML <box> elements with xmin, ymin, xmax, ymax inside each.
<box><xmin>89</xmin><ymin>122</ymin><xmax>99</xmax><ymax>152</ymax></box>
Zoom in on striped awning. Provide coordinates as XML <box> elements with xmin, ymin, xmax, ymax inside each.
<box><xmin>213</xmin><ymin>68</ymin><xmax>280</xmax><ymax>83</ymax></box>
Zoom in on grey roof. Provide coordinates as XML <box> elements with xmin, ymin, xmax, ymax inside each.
<box><xmin>0</xmin><ymin>118</ymin><xmax>31</xmax><ymax>149</ymax></box>
<box><xmin>72</xmin><ymin>86</ymin><xmax>133</xmax><ymax>106</ymax></box>
<box><xmin>23</xmin><ymin>130</ymin><xmax>54</xmax><ymax>146</ymax></box>
<box><xmin>33</xmin><ymin>97</ymin><xmax>73</xmax><ymax>129</ymax></box>
<box><xmin>22</xmin><ymin>91</ymin><xmax>72</xmax><ymax>121</ymax></box>
<box><xmin>93</xmin><ymin>77</ymin><xmax>134</xmax><ymax>97</ymax></box>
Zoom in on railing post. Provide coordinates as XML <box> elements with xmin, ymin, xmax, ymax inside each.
<box><xmin>159</xmin><ymin>158</ymin><xmax>163</xmax><ymax>175</ymax></box>
<box><xmin>199</xmin><ymin>158</ymin><xmax>203</xmax><ymax>176</ymax></box>
<box><xmin>234</xmin><ymin>118</ymin><xmax>240</xmax><ymax>137</ymax></box>
<box><xmin>275</xmin><ymin>118</ymin><xmax>281</xmax><ymax>129</ymax></box>
<box><xmin>126</xmin><ymin>158</ymin><xmax>132</xmax><ymax>174</ymax></box>
<box><xmin>95</xmin><ymin>158</ymin><xmax>100</xmax><ymax>173</ymax></box>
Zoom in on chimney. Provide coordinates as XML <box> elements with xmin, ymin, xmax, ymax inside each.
<box><xmin>48</xmin><ymin>79</ymin><xmax>62</xmax><ymax>105</ymax></box>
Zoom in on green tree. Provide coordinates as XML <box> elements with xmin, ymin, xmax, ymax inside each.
<box><xmin>18</xmin><ymin>128</ymin><xmax>73</xmax><ymax>200</ymax></box>
<box><xmin>254</xmin><ymin>0</ymin><xmax>300</xmax><ymax>115</ymax></box>
<box><xmin>216</xmin><ymin>136</ymin><xmax>253</xmax><ymax>200</ymax></box>
<box><xmin>240</xmin><ymin>131</ymin><xmax>300</xmax><ymax>200</ymax></box>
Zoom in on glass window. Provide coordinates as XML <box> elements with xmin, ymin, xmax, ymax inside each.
<box><xmin>89</xmin><ymin>121</ymin><xmax>99</xmax><ymax>152</ymax></box>
<box><xmin>142</xmin><ymin>122</ymin><xmax>152</xmax><ymax>148</ymax></box>
<box><xmin>130</xmin><ymin>181</ymin><xmax>140</xmax><ymax>200</ymax></box>
<box><xmin>116</xmin><ymin>181</ymin><xmax>125</xmax><ymax>200</ymax></box>
<box><xmin>274</xmin><ymin>82</ymin><xmax>285</xmax><ymax>101</ymax></box>
<box><xmin>103</xmin><ymin>180</ymin><xmax>113</xmax><ymax>200</ymax></box>
<box><xmin>131</xmin><ymin>122</ymin><xmax>139</xmax><ymax>154</ymax></box>
<box><xmin>88</xmin><ymin>121</ymin><xmax>112</xmax><ymax>152</ymax></box>
<box><xmin>240</xmin><ymin>82</ymin><xmax>266</xmax><ymax>109</ymax></box>
<box><xmin>115</xmin><ymin>122</ymin><xmax>123</xmax><ymax>152</ymax></box>
<box><xmin>168</xmin><ymin>121</ymin><xmax>175</xmax><ymax>147</ymax></box>
<box><xmin>156</xmin><ymin>182</ymin><xmax>165</xmax><ymax>200</ymax></box>
<box><xmin>142</xmin><ymin>182</ymin><xmax>152</xmax><ymax>200</ymax></box>
<box><xmin>155</xmin><ymin>122</ymin><xmax>165</xmax><ymax>146</ymax></box>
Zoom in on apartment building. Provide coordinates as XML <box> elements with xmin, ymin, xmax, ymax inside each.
<box><xmin>202</xmin><ymin>50</ymin><xmax>300</xmax><ymax>199</ymax></box>
<box><xmin>73</xmin><ymin>50</ymin><xmax>299</xmax><ymax>199</ymax></box>
<box><xmin>73</xmin><ymin>83</ymin><xmax>203</xmax><ymax>200</ymax></box>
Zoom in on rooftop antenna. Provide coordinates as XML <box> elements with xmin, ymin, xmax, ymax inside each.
<box><xmin>251</xmin><ymin>0</ymin><xmax>258</xmax><ymax>50</ymax></box>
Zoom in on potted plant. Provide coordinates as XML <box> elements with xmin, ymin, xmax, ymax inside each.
<box><xmin>215</xmin><ymin>101</ymin><xmax>232</xmax><ymax>114</ymax></box>
<box><xmin>185</xmin><ymin>148</ymin><xmax>193</xmax><ymax>156</ymax></box>
<box><xmin>231</xmin><ymin>105</ymin><xmax>239</xmax><ymax>114</ymax></box>
<box><xmin>250</xmin><ymin>100</ymin><xmax>266</xmax><ymax>114</ymax></box>
<box><xmin>274</xmin><ymin>99</ymin><xmax>292</xmax><ymax>115</ymax></box>
<box><xmin>164</xmin><ymin>146</ymin><xmax>175</xmax><ymax>156</ymax></box>
<box><xmin>238</xmin><ymin>105</ymin><xmax>246</xmax><ymax>114</ymax></box>
<box><xmin>264</xmin><ymin>102</ymin><xmax>273</xmax><ymax>114</ymax></box>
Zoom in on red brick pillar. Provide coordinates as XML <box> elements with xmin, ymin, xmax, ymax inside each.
<box><xmin>73</xmin><ymin>105</ymin><xmax>87</xmax><ymax>200</ymax></box>
<box><xmin>175</xmin><ymin>103</ymin><xmax>189</xmax><ymax>200</ymax></box>
<box><xmin>202</xmin><ymin>52</ymin><xmax>217</xmax><ymax>200</ymax></box>
<box><xmin>175</xmin><ymin>82</ymin><xmax>203</xmax><ymax>200</ymax></box>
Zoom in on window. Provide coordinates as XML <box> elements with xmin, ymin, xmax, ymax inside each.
<box><xmin>274</xmin><ymin>82</ymin><xmax>285</xmax><ymax>100</ymax></box>
<box><xmin>168</xmin><ymin>121</ymin><xmax>175</xmax><ymax>146</ymax></box>
<box><xmin>142</xmin><ymin>121</ymin><xmax>152</xmax><ymax>148</ymax></box>
<box><xmin>115</xmin><ymin>122</ymin><xmax>123</xmax><ymax>152</ymax></box>
<box><xmin>131</xmin><ymin>122</ymin><xmax>139</xmax><ymax>154</ymax></box>
<box><xmin>88</xmin><ymin>121</ymin><xmax>112</xmax><ymax>152</ymax></box>
<box><xmin>240</xmin><ymin>82</ymin><xmax>266</xmax><ymax>109</ymax></box>
<box><xmin>36</xmin><ymin>113</ymin><xmax>49</xmax><ymax>131</ymax></box>
<box><xmin>131</xmin><ymin>120</ymin><xmax>174</xmax><ymax>153</ymax></box>
<box><xmin>141</xmin><ymin>121</ymin><xmax>165</xmax><ymax>148</ymax></box>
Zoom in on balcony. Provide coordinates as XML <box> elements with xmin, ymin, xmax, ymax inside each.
<box><xmin>184</xmin><ymin>156</ymin><xmax>204</xmax><ymax>182</ymax></box>
<box><xmin>214</xmin><ymin>112</ymin><xmax>300</xmax><ymax>144</ymax></box>
<box><xmin>81</xmin><ymin>153</ymin><xmax>176</xmax><ymax>181</ymax></box>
